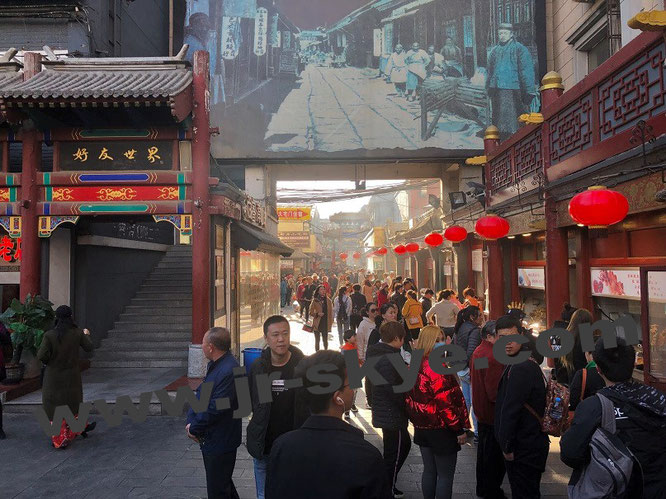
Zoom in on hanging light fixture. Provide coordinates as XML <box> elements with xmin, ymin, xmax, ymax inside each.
<box><xmin>568</xmin><ymin>186</ymin><xmax>629</xmax><ymax>228</ymax></box>
<box><xmin>405</xmin><ymin>242</ymin><xmax>420</xmax><ymax>253</ymax></box>
<box><xmin>376</xmin><ymin>247</ymin><xmax>388</xmax><ymax>255</ymax></box>
<box><xmin>444</xmin><ymin>225</ymin><xmax>468</xmax><ymax>242</ymax></box>
<box><xmin>475</xmin><ymin>215</ymin><xmax>510</xmax><ymax>240</ymax></box>
<box><xmin>339</xmin><ymin>252</ymin><xmax>348</xmax><ymax>260</ymax></box>
<box><xmin>352</xmin><ymin>252</ymin><xmax>361</xmax><ymax>259</ymax></box>
<box><xmin>394</xmin><ymin>244</ymin><xmax>407</xmax><ymax>255</ymax></box>
<box><xmin>424</xmin><ymin>232</ymin><xmax>444</xmax><ymax>247</ymax></box>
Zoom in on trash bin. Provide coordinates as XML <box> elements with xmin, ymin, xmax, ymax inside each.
<box><xmin>242</xmin><ymin>347</ymin><xmax>263</xmax><ymax>375</ymax></box>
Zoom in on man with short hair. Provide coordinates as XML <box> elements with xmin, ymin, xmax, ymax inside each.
<box><xmin>247</xmin><ymin>316</ymin><xmax>306</xmax><ymax>499</ymax></box>
<box><xmin>494</xmin><ymin>315</ymin><xmax>548</xmax><ymax>498</ymax></box>
<box><xmin>186</xmin><ymin>327</ymin><xmax>242</xmax><ymax>499</ymax></box>
<box><xmin>266</xmin><ymin>350</ymin><xmax>391</xmax><ymax>498</ymax></box>
<box><xmin>419</xmin><ymin>289</ymin><xmax>434</xmax><ymax>325</ymax></box>
<box><xmin>471</xmin><ymin>320</ymin><xmax>507</xmax><ymax>499</ymax></box>
<box><xmin>366</xmin><ymin>321</ymin><xmax>412</xmax><ymax>498</ymax></box>
<box><xmin>561</xmin><ymin>338</ymin><xmax>666</xmax><ymax>498</ymax></box>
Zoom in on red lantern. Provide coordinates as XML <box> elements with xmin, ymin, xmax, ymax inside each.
<box><xmin>376</xmin><ymin>247</ymin><xmax>388</xmax><ymax>255</ymax></box>
<box><xmin>394</xmin><ymin>245</ymin><xmax>407</xmax><ymax>255</ymax></box>
<box><xmin>339</xmin><ymin>252</ymin><xmax>348</xmax><ymax>260</ymax></box>
<box><xmin>352</xmin><ymin>252</ymin><xmax>361</xmax><ymax>259</ymax></box>
<box><xmin>475</xmin><ymin>215</ymin><xmax>510</xmax><ymax>240</ymax></box>
<box><xmin>405</xmin><ymin>242</ymin><xmax>420</xmax><ymax>253</ymax></box>
<box><xmin>568</xmin><ymin>186</ymin><xmax>629</xmax><ymax>228</ymax></box>
<box><xmin>444</xmin><ymin>225</ymin><xmax>468</xmax><ymax>242</ymax></box>
<box><xmin>424</xmin><ymin>232</ymin><xmax>444</xmax><ymax>247</ymax></box>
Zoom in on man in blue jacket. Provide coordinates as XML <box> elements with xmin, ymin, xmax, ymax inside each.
<box><xmin>186</xmin><ymin>327</ymin><xmax>242</xmax><ymax>499</ymax></box>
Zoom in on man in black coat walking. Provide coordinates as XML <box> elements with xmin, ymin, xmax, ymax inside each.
<box><xmin>186</xmin><ymin>327</ymin><xmax>242</xmax><ymax>499</ymax></box>
<box><xmin>366</xmin><ymin>321</ymin><xmax>411</xmax><ymax>498</ymax></box>
<box><xmin>266</xmin><ymin>350</ymin><xmax>391</xmax><ymax>498</ymax></box>
<box><xmin>494</xmin><ymin>316</ymin><xmax>549</xmax><ymax>499</ymax></box>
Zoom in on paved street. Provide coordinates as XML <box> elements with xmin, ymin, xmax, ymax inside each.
<box><xmin>264</xmin><ymin>66</ymin><xmax>484</xmax><ymax>153</ymax></box>
<box><xmin>1</xmin><ymin>310</ymin><xmax>571</xmax><ymax>498</ymax></box>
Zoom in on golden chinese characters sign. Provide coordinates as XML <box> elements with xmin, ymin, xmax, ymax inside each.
<box><xmin>59</xmin><ymin>141</ymin><xmax>172</xmax><ymax>170</ymax></box>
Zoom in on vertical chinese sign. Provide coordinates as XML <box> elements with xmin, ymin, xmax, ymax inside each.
<box><xmin>254</xmin><ymin>8</ymin><xmax>268</xmax><ymax>57</ymax></box>
<box><xmin>270</xmin><ymin>13</ymin><xmax>280</xmax><ymax>47</ymax></box>
<box><xmin>221</xmin><ymin>16</ymin><xmax>241</xmax><ymax>60</ymax></box>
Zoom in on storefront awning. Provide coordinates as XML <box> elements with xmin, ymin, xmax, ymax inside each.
<box><xmin>232</xmin><ymin>221</ymin><xmax>294</xmax><ymax>257</ymax></box>
<box><xmin>381</xmin><ymin>0</ymin><xmax>434</xmax><ymax>23</ymax></box>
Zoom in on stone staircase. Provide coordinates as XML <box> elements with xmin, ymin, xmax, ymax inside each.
<box><xmin>92</xmin><ymin>245</ymin><xmax>192</xmax><ymax>368</ymax></box>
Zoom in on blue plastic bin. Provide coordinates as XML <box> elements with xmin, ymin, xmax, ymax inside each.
<box><xmin>242</xmin><ymin>347</ymin><xmax>263</xmax><ymax>375</ymax></box>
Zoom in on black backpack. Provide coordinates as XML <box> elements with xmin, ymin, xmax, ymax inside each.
<box><xmin>337</xmin><ymin>296</ymin><xmax>349</xmax><ymax>322</ymax></box>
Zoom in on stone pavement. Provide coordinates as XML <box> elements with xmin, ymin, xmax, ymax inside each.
<box><xmin>0</xmin><ymin>309</ymin><xmax>571</xmax><ymax>497</ymax></box>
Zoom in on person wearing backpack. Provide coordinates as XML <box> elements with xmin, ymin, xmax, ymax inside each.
<box><xmin>349</xmin><ymin>284</ymin><xmax>367</xmax><ymax>333</ymax></box>
<box><xmin>561</xmin><ymin>337</ymin><xmax>666</xmax><ymax>499</ymax></box>
<box><xmin>494</xmin><ymin>315</ymin><xmax>549</xmax><ymax>498</ymax></box>
<box><xmin>332</xmin><ymin>286</ymin><xmax>352</xmax><ymax>347</ymax></box>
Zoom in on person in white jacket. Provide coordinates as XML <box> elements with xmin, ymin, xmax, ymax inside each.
<box><xmin>356</xmin><ymin>303</ymin><xmax>379</xmax><ymax>363</ymax></box>
<box><xmin>332</xmin><ymin>286</ymin><xmax>353</xmax><ymax>347</ymax></box>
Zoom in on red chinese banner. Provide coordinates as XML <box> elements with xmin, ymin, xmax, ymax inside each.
<box><xmin>48</xmin><ymin>186</ymin><xmax>182</xmax><ymax>202</ymax></box>
<box><xmin>0</xmin><ymin>236</ymin><xmax>21</xmax><ymax>263</ymax></box>
<box><xmin>277</xmin><ymin>206</ymin><xmax>311</xmax><ymax>221</ymax></box>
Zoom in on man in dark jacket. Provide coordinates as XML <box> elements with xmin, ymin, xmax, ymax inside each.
<box><xmin>266</xmin><ymin>350</ymin><xmax>391</xmax><ymax>498</ymax></box>
<box><xmin>561</xmin><ymin>338</ymin><xmax>666</xmax><ymax>498</ymax></box>
<box><xmin>454</xmin><ymin>305</ymin><xmax>482</xmax><ymax>439</ymax></box>
<box><xmin>391</xmin><ymin>284</ymin><xmax>407</xmax><ymax>321</ymax></box>
<box><xmin>419</xmin><ymin>289</ymin><xmax>434</xmax><ymax>326</ymax></box>
<box><xmin>350</xmin><ymin>284</ymin><xmax>367</xmax><ymax>333</ymax></box>
<box><xmin>494</xmin><ymin>315</ymin><xmax>549</xmax><ymax>499</ymax></box>
<box><xmin>366</xmin><ymin>321</ymin><xmax>411</xmax><ymax>498</ymax></box>
<box><xmin>186</xmin><ymin>327</ymin><xmax>242</xmax><ymax>499</ymax></box>
<box><xmin>247</xmin><ymin>315</ymin><xmax>306</xmax><ymax>499</ymax></box>
<box><xmin>470</xmin><ymin>320</ymin><xmax>507</xmax><ymax>499</ymax></box>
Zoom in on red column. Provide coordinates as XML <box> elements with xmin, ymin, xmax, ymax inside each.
<box><xmin>575</xmin><ymin>227</ymin><xmax>594</xmax><ymax>313</ymax></box>
<box><xmin>191</xmin><ymin>50</ymin><xmax>211</xmax><ymax>346</ymax></box>
<box><xmin>545</xmin><ymin>195</ymin><xmax>569</xmax><ymax>327</ymax></box>
<box><xmin>19</xmin><ymin>53</ymin><xmax>42</xmax><ymax>300</ymax></box>
<box><xmin>483</xmin><ymin>126</ymin><xmax>504</xmax><ymax>319</ymax></box>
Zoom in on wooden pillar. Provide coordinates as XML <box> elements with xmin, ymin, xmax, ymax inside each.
<box><xmin>575</xmin><ymin>227</ymin><xmax>593</xmax><ymax>313</ymax></box>
<box><xmin>483</xmin><ymin>126</ymin><xmax>504</xmax><ymax>318</ymax></box>
<box><xmin>19</xmin><ymin>53</ymin><xmax>42</xmax><ymax>301</ymax></box>
<box><xmin>510</xmin><ymin>240</ymin><xmax>521</xmax><ymax>302</ymax></box>
<box><xmin>545</xmin><ymin>195</ymin><xmax>569</xmax><ymax>328</ymax></box>
<box><xmin>190</xmin><ymin>50</ymin><xmax>212</xmax><ymax>377</ymax></box>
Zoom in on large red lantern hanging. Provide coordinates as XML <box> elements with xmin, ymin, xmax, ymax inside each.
<box><xmin>424</xmin><ymin>232</ymin><xmax>444</xmax><ymax>247</ymax></box>
<box><xmin>376</xmin><ymin>247</ymin><xmax>388</xmax><ymax>255</ymax></box>
<box><xmin>352</xmin><ymin>252</ymin><xmax>361</xmax><ymax>259</ymax></box>
<box><xmin>339</xmin><ymin>252</ymin><xmax>348</xmax><ymax>260</ymax></box>
<box><xmin>394</xmin><ymin>244</ymin><xmax>407</xmax><ymax>255</ymax></box>
<box><xmin>475</xmin><ymin>215</ymin><xmax>510</xmax><ymax>240</ymax></box>
<box><xmin>568</xmin><ymin>186</ymin><xmax>629</xmax><ymax>228</ymax></box>
<box><xmin>444</xmin><ymin>225</ymin><xmax>468</xmax><ymax>242</ymax></box>
<box><xmin>405</xmin><ymin>242</ymin><xmax>420</xmax><ymax>253</ymax></box>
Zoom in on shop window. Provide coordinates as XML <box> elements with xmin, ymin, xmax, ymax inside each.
<box><xmin>214</xmin><ymin>224</ymin><xmax>226</xmax><ymax>322</ymax></box>
<box><xmin>239</xmin><ymin>250</ymin><xmax>280</xmax><ymax>349</ymax></box>
<box><xmin>536</xmin><ymin>241</ymin><xmax>546</xmax><ymax>261</ymax></box>
<box><xmin>646</xmin><ymin>270</ymin><xmax>666</xmax><ymax>381</ymax></box>
<box><xmin>569</xmin><ymin>5</ymin><xmax>620</xmax><ymax>84</ymax></box>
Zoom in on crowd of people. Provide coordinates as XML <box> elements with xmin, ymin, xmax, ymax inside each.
<box><xmin>190</xmin><ymin>271</ymin><xmax>666</xmax><ymax>499</ymax></box>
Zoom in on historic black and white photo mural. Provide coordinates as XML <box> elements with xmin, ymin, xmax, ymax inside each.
<box><xmin>184</xmin><ymin>0</ymin><xmax>546</xmax><ymax>159</ymax></box>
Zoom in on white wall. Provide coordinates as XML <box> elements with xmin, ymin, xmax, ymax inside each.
<box><xmin>621</xmin><ymin>0</ymin><xmax>664</xmax><ymax>45</ymax></box>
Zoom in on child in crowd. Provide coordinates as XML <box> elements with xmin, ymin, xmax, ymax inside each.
<box><xmin>341</xmin><ymin>330</ymin><xmax>360</xmax><ymax>419</ymax></box>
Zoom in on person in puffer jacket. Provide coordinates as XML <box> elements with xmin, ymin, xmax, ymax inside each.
<box><xmin>561</xmin><ymin>337</ymin><xmax>666</xmax><ymax>499</ymax></box>
<box><xmin>366</xmin><ymin>320</ymin><xmax>411</xmax><ymax>498</ymax></box>
<box><xmin>406</xmin><ymin>325</ymin><xmax>469</xmax><ymax>499</ymax></box>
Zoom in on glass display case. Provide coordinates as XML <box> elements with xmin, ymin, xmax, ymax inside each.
<box><xmin>641</xmin><ymin>268</ymin><xmax>666</xmax><ymax>391</ymax></box>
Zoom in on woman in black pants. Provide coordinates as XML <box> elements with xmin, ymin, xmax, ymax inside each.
<box><xmin>309</xmin><ymin>285</ymin><xmax>333</xmax><ymax>351</ymax></box>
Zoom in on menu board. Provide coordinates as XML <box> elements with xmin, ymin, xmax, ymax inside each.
<box><xmin>518</xmin><ymin>267</ymin><xmax>545</xmax><ymax>290</ymax></box>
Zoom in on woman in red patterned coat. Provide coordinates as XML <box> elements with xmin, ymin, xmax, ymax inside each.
<box><xmin>406</xmin><ymin>325</ymin><xmax>469</xmax><ymax>499</ymax></box>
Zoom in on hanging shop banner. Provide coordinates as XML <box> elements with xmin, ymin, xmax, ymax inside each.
<box><xmin>518</xmin><ymin>267</ymin><xmax>545</xmax><ymax>290</ymax></box>
<box><xmin>270</xmin><ymin>13</ymin><xmax>280</xmax><ymax>47</ymax></box>
<box><xmin>472</xmin><ymin>249</ymin><xmax>483</xmax><ymax>272</ymax></box>
<box><xmin>277</xmin><ymin>206</ymin><xmax>311</xmax><ymax>221</ymax></box>
<box><xmin>224</xmin><ymin>0</ymin><xmax>256</xmax><ymax>19</ymax></box>
<box><xmin>591</xmin><ymin>268</ymin><xmax>641</xmax><ymax>300</ymax></box>
<box><xmin>254</xmin><ymin>8</ymin><xmax>268</xmax><ymax>56</ymax></box>
<box><xmin>221</xmin><ymin>16</ymin><xmax>241</xmax><ymax>60</ymax></box>
<box><xmin>373</xmin><ymin>29</ymin><xmax>382</xmax><ymax>57</ymax></box>
<box><xmin>279</xmin><ymin>231</ymin><xmax>310</xmax><ymax>248</ymax></box>
<box><xmin>190</xmin><ymin>0</ymin><xmax>546</xmax><ymax>160</ymax></box>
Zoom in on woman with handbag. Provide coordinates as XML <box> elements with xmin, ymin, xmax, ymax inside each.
<box><xmin>402</xmin><ymin>290</ymin><xmax>424</xmax><ymax>341</ymax></box>
<box><xmin>309</xmin><ymin>285</ymin><xmax>333</xmax><ymax>351</ymax></box>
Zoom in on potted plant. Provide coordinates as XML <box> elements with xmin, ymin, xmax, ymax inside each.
<box><xmin>0</xmin><ymin>294</ymin><xmax>55</xmax><ymax>382</ymax></box>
